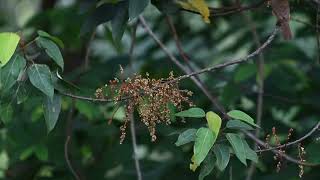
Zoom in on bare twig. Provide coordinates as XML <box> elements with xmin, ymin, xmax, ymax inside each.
<box><xmin>130</xmin><ymin>113</ymin><xmax>143</xmax><ymax>180</ymax></box>
<box><xmin>257</xmin><ymin>121</ymin><xmax>320</xmax><ymax>153</ymax></box>
<box><xmin>64</xmin><ymin>101</ymin><xmax>82</xmax><ymax>180</ymax></box>
<box><xmin>244</xmin><ymin>130</ymin><xmax>318</xmax><ymax>166</ymax></box>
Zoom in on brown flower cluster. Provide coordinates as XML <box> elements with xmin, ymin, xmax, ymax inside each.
<box><xmin>96</xmin><ymin>72</ymin><xmax>193</xmax><ymax>144</ymax></box>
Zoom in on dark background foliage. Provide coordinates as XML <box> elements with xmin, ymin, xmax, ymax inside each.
<box><xmin>0</xmin><ymin>0</ymin><xmax>320</xmax><ymax>179</ymax></box>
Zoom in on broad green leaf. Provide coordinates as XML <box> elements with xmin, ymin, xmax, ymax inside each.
<box><xmin>36</xmin><ymin>37</ymin><xmax>64</xmax><ymax>70</ymax></box>
<box><xmin>226</xmin><ymin>120</ymin><xmax>254</xmax><ymax>131</ymax></box>
<box><xmin>227</xmin><ymin>110</ymin><xmax>259</xmax><ymax>128</ymax></box>
<box><xmin>129</xmin><ymin>0</ymin><xmax>150</xmax><ymax>19</ymax></box>
<box><xmin>213</xmin><ymin>144</ymin><xmax>230</xmax><ymax>171</ymax></box>
<box><xmin>27</xmin><ymin>64</ymin><xmax>54</xmax><ymax>99</ymax></box>
<box><xmin>175</xmin><ymin>107</ymin><xmax>205</xmax><ymax>118</ymax></box>
<box><xmin>243</xmin><ymin>142</ymin><xmax>258</xmax><ymax>163</ymax></box>
<box><xmin>43</xmin><ymin>94</ymin><xmax>61</xmax><ymax>132</ymax></box>
<box><xmin>111</xmin><ymin>2</ymin><xmax>128</xmax><ymax>41</ymax></box>
<box><xmin>206</xmin><ymin>111</ymin><xmax>221</xmax><ymax>143</ymax></box>
<box><xmin>0</xmin><ymin>32</ymin><xmax>20</xmax><ymax>67</ymax></box>
<box><xmin>34</xmin><ymin>144</ymin><xmax>48</xmax><ymax>161</ymax></box>
<box><xmin>194</xmin><ymin>127</ymin><xmax>214</xmax><ymax>165</ymax></box>
<box><xmin>175</xmin><ymin>128</ymin><xmax>197</xmax><ymax>146</ymax></box>
<box><xmin>199</xmin><ymin>151</ymin><xmax>215</xmax><ymax>180</ymax></box>
<box><xmin>0</xmin><ymin>55</ymin><xmax>26</xmax><ymax>93</ymax></box>
<box><xmin>226</xmin><ymin>133</ymin><xmax>247</xmax><ymax>166</ymax></box>
<box><xmin>37</xmin><ymin>30</ymin><xmax>64</xmax><ymax>49</ymax></box>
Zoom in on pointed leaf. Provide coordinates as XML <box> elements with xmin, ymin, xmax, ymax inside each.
<box><xmin>175</xmin><ymin>128</ymin><xmax>197</xmax><ymax>146</ymax></box>
<box><xmin>227</xmin><ymin>110</ymin><xmax>259</xmax><ymax>128</ymax></box>
<box><xmin>0</xmin><ymin>32</ymin><xmax>20</xmax><ymax>67</ymax></box>
<box><xmin>213</xmin><ymin>144</ymin><xmax>230</xmax><ymax>171</ymax></box>
<box><xmin>111</xmin><ymin>2</ymin><xmax>128</xmax><ymax>42</ymax></box>
<box><xmin>244</xmin><ymin>142</ymin><xmax>258</xmax><ymax>163</ymax></box>
<box><xmin>226</xmin><ymin>120</ymin><xmax>254</xmax><ymax>130</ymax></box>
<box><xmin>175</xmin><ymin>107</ymin><xmax>205</xmax><ymax>118</ymax></box>
<box><xmin>37</xmin><ymin>30</ymin><xmax>64</xmax><ymax>49</ymax></box>
<box><xmin>129</xmin><ymin>0</ymin><xmax>150</xmax><ymax>19</ymax></box>
<box><xmin>226</xmin><ymin>133</ymin><xmax>247</xmax><ymax>166</ymax></box>
<box><xmin>27</xmin><ymin>64</ymin><xmax>54</xmax><ymax>99</ymax></box>
<box><xmin>43</xmin><ymin>94</ymin><xmax>61</xmax><ymax>132</ymax></box>
<box><xmin>194</xmin><ymin>127</ymin><xmax>214</xmax><ymax>165</ymax></box>
<box><xmin>36</xmin><ymin>37</ymin><xmax>64</xmax><ymax>70</ymax></box>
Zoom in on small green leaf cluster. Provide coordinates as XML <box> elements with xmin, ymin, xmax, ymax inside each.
<box><xmin>0</xmin><ymin>31</ymin><xmax>66</xmax><ymax>133</ymax></box>
<box><xmin>175</xmin><ymin>108</ymin><xmax>259</xmax><ymax>180</ymax></box>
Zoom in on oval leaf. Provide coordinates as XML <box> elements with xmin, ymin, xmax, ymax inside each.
<box><xmin>226</xmin><ymin>133</ymin><xmax>247</xmax><ymax>165</ymax></box>
<box><xmin>213</xmin><ymin>144</ymin><xmax>230</xmax><ymax>171</ymax></box>
<box><xmin>27</xmin><ymin>64</ymin><xmax>54</xmax><ymax>99</ymax></box>
<box><xmin>36</xmin><ymin>37</ymin><xmax>64</xmax><ymax>70</ymax></box>
<box><xmin>227</xmin><ymin>110</ymin><xmax>259</xmax><ymax>128</ymax></box>
<box><xmin>37</xmin><ymin>30</ymin><xmax>64</xmax><ymax>49</ymax></box>
<box><xmin>0</xmin><ymin>32</ymin><xmax>20</xmax><ymax>67</ymax></box>
<box><xmin>175</xmin><ymin>107</ymin><xmax>205</xmax><ymax>118</ymax></box>
<box><xmin>226</xmin><ymin>120</ymin><xmax>254</xmax><ymax>130</ymax></box>
<box><xmin>194</xmin><ymin>127</ymin><xmax>214</xmax><ymax>165</ymax></box>
<box><xmin>206</xmin><ymin>111</ymin><xmax>221</xmax><ymax>142</ymax></box>
<box><xmin>43</xmin><ymin>94</ymin><xmax>61</xmax><ymax>132</ymax></box>
<box><xmin>175</xmin><ymin>128</ymin><xmax>197</xmax><ymax>146</ymax></box>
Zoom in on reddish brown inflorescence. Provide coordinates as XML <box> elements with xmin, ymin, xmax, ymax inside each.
<box><xmin>96</xmin><ymin>72</ymin><xmax>193</xmax><ymax>144</ymax></box>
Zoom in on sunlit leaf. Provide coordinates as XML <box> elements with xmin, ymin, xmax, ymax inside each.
<box><xmin>0</xmin><ymin>32</ymin><xmax>20</xmax><ymax>67</ymax></box>
<box><xmin>177</xmin><ymin>0</ymin><xmax>210</xmax><ymax>23</ymax></box>
<box><xmin>206</xmin><ymin>111</ymin><xmax>221</xmax><ymax>143</ymax></box>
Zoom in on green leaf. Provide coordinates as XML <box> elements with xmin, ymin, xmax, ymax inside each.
<box><xmin>0</xmin><ymin>54</ymin><xmax>26</xmax><ymax>93</ymax></box>
<box><xmin>36</xmin><ymin>37</ymin><xmax>64</xmax><ymax>70</ymax></box>
<box><xmin>194</xmin><ymin>127</ymin><xmax>215</xmax><ymax>165</ymax></box>
<box><xmin>199</xmin><ymin>151</ymin><xmax>215</xmax><ymax>180</ymax></box>
<box><xmin>206</xmin><ymin>111</ymin><xmax>221</xmax><ymax>143</ymax></box>
<box><xmin>27</xmin><ymin>64</ymin><xmax>54</xmax><ymax>99</ymax></box>
<box><xmin>81</xmin><ymin>2</ymin><xmax>124</xmax><ymax>35</ymax></box>
<box><xmin>227</xmin><ymin>110</ymin><xmax>259</xmax><ymax>128</ymax></box>
<box><xmin>34</xmin><ymin>144</ymin><xmax>48</xmax><ymax>161</ymax></box>
<box><xmin>226</xmin><ymin>120</ymin><xmax>254</xmax><ymax>131</ymax></box>
<box><xmin>244</xmin><ymin>142</ymin><xmax>258</xmax><ymax>163</ymax></box>
<box><xmin>226</xmin><ymin>133</ymin><xmax>258</xmax><ymax>166</ymax></box>
<box><xmin>37</xmin><ymin>30</ymin><xmax>64</xmax><ymax>49</ymax></box>
<box><xmin>213</xmin><ymin>144</ymin><xmax>230</xmax><ymax>171</ymax></box>
<box><xmin>175</xmin><ymin>107</ymin><xmax>205</xmax><ymax>118</ymax></box>
<box><xmin>111</xmin><ymin>2</ymin><xmax>128</xmax><ymax>42</ymax></box>
<box><xmin>43</xmin><ymin>94</ymin><xmax>61</xmax><ymax>132</ymax></box>
<box><xmin>0</xmin><ymin>32</ymin><xmax>20</xmax><ymax>67</ymax></box>
<box><xmin>234</xmin><ymin>64</ymin><xmax>256</xmax><ymax>83</ymax></box>
<box><xmin>129</xmin><ymin>0</ymin><xmax>150</xmax><ymax>19</ymax></box>
<box><xmin>226</xmin><ymin>133</ymin><xmax>247</xmax><ymax>166</ymax></box>
<box><xmin>175</xmin><ymin>128</ymin><xmax>197</xmax><ymax>146</ymax></box>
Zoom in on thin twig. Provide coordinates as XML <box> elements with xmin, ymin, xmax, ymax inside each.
<box><xmin>130</xmin><ymin>113</ymin><xmax>143</xmax><ymax>180</ymax></box>
<box><xmin>244</xmin><ymin>130</ymin><xmax>318</xmax><ymax>166</ymax></box>
<box><xmin>64</xmin><ymin>101</ymin><xmax>81</xmax><ymax>180</ymax></box>
<box><xmin>164</xmin><ymin>15</ymin><xmax>226</xmax><ymax>115</ymax></box>
<box><xmin>257</xmin><ymin>121</ymin><xmax>320</xmax><ymax>153</ymax></box>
